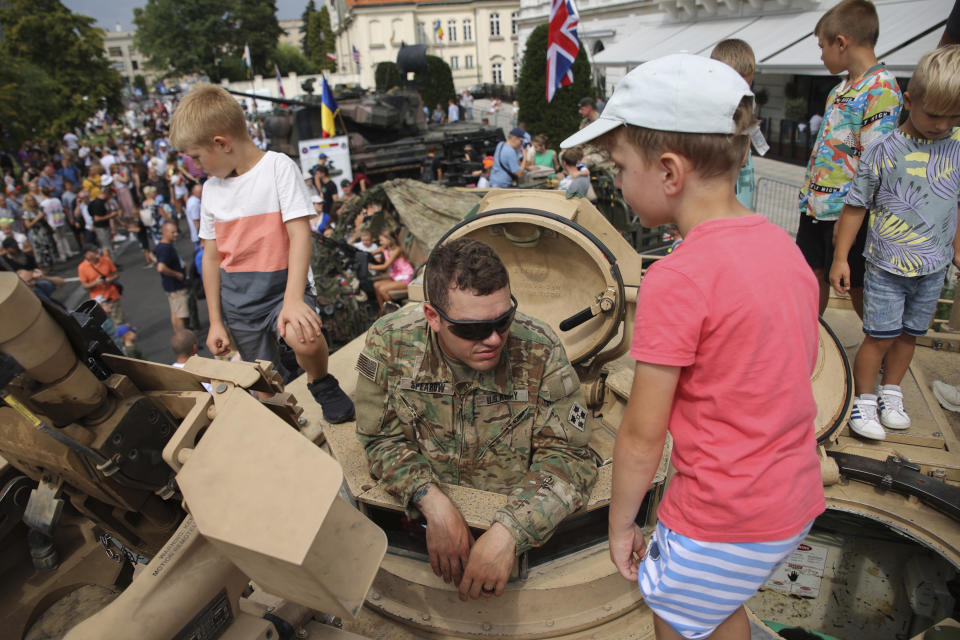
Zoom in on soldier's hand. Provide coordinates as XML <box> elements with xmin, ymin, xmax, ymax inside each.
<box><xmin>419</xmin><ymin>487</ymin><xmax>473</xmax><ymax>586</ymax></box>
<box><xmin>609</xmin><ymin>521</ymin><xmax>646</xmax><ymax>582</ymax></box>
<box><xmin>459</xmin><ymin>522</ymin><xmax>516</xmax><ymax>601</ymax></box>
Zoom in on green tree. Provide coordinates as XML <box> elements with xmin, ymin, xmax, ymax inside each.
<box><xmin>0</xmin><ymin>0</ymin><xmax>123</xmax><ymax>147</ymax></box>
<box><xmin>517</xmin><ymin>23</ymin><xmax>593</xmax><ymax>149</ymax></box>
<box><xmin>134</xmin><ymin>0</ymin><xmax>282</xmax><ymax>80</ymax></box>
<box><xmin>306</xmin><ymin>6</ymin><xmax>336</xmax><ymax>72</ymax></box>
<box><xmin>300</xmin><ymin>0</ymin><xmax>316</xmax><ymax>59</ymax></box>
<box><xmin>415</xmin><ymin>56</ymin><xmax>455</xmax><ymax>116</ymax></box>
<box><xmin>375</xmin><ymin>61</ymin><xmax>402</xmax><ymax>92</ymax></box>
<box><xmin>133</xmin><ymin>74</ymin><xmax>148</xmax><ymax>94</ymax></box>
<box><xmin>270</xmin><ymin>42</ymin><xmax>316</xmax><ymax>77</ymax></box>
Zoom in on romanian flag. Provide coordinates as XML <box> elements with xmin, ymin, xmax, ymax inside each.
<box><xmin>321</xmin><ymin>76</ymin><xmax>338</xmax><ymax>138</ymax></box>
<box><xmin>242</xmin><ymin>43</ymin><xmax>252</xmax><ymax>70</ymax></box>
<box><xmin>434</xmin><ymin>20</ymin><xmax>443</xmax><ymax>40</ymax></box>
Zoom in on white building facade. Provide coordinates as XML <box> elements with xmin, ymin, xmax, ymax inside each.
<box><xmin>103</xmin><ymin>27</ymin><xmax>154</xmax><ymax>85</ymax></box>
<box><xmin>331</xmin><ymin>0</ymin><xmax>523</xmax><ymax>91</ymax></box>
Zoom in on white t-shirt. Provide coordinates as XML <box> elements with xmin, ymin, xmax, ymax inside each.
<box><xmin>353</xmin><ymin>240</ymin><xmax>379</xmax><ymax>253</ymax></box>
<box><xmin>199</xmin><ymin>151</ymin><xmax>313</xmax><ymax>273</ymax></box>
<box><xmin>477</xmin><ymin>175</ymin><xmax>491</xmax><ymax>188</ymax></box>
<box><xmin>100</xmin><ymin>154</ymin><xmax>116</xmax><ymax>173</ymax></box>
<box><xmin>63</xmin><ymin>132</ymin><xmax>79</xmax><ymax>150</ymax></box>
<box><xmin>41</xmin><ymin>196</ymin><xmax>66</xmax><ymax>228</ymax></box>
<box><xmin>6</xmin><ymin>231</ymin><xmax>29</xmax><ymax>250</ymax></box>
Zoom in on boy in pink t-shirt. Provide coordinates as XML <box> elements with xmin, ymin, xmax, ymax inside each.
<box><xmin>563</xmin><ymin>55</ymin><xmax>825</xmax><ymax>640</ymax></box>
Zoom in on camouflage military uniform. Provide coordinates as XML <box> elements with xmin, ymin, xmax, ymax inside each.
<box><xmin>355</xmin><ymin>304</ymin><xmax>597</xmax><ymax>554</ymax></box>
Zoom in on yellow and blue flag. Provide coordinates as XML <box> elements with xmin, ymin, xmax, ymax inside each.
<box><xmin>321</xmin><ymin>76</ymin><xmax>338</xmax><ymax>138</ymax></box>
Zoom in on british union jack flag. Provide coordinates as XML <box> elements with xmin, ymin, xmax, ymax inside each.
<box><xmin>546</xmin><ymin>0</ymin><xmax>581</xmax><ymax>103</ymax></box>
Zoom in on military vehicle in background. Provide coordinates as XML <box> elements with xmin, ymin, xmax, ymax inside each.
<box><xmin>233</xmin><ymin>45</ymin><xmax>504</xmax><ymax>186</ymax></box>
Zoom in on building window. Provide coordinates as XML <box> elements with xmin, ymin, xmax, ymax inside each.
<box><xmin>112</xmin><ymin>61</ymin><xmax>126</xmax><ymax>72</ymax></box>
<box><xmin>465</xmin><ymin>54</ymin><xmax>474</xmax><ymax>69</ymax></box>
<box><xmin>370</xmin><ymin>19</ymin><xmax>382</xmax><ymax>44</ymax></box>
<box><xmin>492</xmin><ymin>62</ymin><xmax>502</xmax><ymax>84</ymax></box>
<box><xmin>450</xmin><ymin>56</ymin><xmax>459</xmax><ymax>70</ymax></box>
<box><xmin>511</xmin><ymin>12</ymin><xmax>519</xmax><ymax>36</ymax></box>
<box><xmin>448</xmin><ymin>19</ymin><xmax>457</xmax><ymax>42</ymax></box>
<box><xmin>108</xmin><ymin>46</ymin><xmax>123</xmax><ymax>57</ymax></box>
<box><xmin>417</xmin><ymin>22</ymin><xmax>427</xmax><ymax>44</ymax></box>
<box><xmin>513</xmin><ymin>59</ymin><xmax>519</xmax><ymax>82</ymax></box>
<box><xmin>463</xmin><ymin>19</ymin><xmax>473</xmax><ymax>41</ymax></box>
<box><xmin>132</xmin><ymin>60</ymin><xmax>139</xmax><ymax>70</ymax></box>
<box><xmin>490</xmin><ymin>13</ymin><xmax>500</xmax><ymax>37</ymax></box>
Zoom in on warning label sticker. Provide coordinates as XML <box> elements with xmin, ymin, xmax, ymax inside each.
<box><xmin>763</xmin><ymin>542</ymin><xmax>828</xmax><ymax>599</ymax></box>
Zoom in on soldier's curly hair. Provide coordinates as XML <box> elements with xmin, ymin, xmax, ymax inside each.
<box><xmin>426</xmin><ymin>238</ymin><xmax>509</xmax><ymax>312</ymax></box>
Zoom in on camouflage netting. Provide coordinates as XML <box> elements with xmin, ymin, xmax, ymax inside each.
<box><xmin>312</xmin><ymin>179</ymin><xmax>483</xmax><ymax>350</ymax></box>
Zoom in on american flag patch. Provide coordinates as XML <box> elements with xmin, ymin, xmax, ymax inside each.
<box><xmin>356</xmin><ymin>352</ymin><xmax>380</xmax><ymax>382</ymax></box>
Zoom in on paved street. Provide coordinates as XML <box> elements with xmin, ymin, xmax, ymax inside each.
<box><xmin>49</xmin><ymin>229</ymin><xmax>208</xmax><ymax>364</ymax></box>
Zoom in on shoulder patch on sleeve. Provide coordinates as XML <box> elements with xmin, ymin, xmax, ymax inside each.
<box><xmin>567</xmin><ymin>403</ymin><xmax>587</xmax><ymax>431</ymax></box>
<box><xmin>356</xmin><ymin>352</ymin><xmax>380</xmax><ymax>382</ymax></box>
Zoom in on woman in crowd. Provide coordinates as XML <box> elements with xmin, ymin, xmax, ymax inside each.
<box><xmin>21</xmin><ymin>194</ymin><xmax>57</xmax><ymax>268</ymax></box>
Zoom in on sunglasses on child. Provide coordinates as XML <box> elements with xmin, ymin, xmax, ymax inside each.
<box><xmin>430</xmin><ymin>295</ymin><xmax>518</xmax><ymax>341</ymax></box>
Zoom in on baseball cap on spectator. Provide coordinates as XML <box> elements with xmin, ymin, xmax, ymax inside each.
<box><xmin>317</xmin><ymin>153</ymin><xmax>328</xmax><ymax>159</ymax></box>
<box><xmin>561</xmin><ymin>53</ymin><xmax>753</xmax><ymax>149</ymax></box>
<box><xmin>100</xmin><ymin>175</ymin><xmax>114</xmax><ymax>188</ymax></box>
<box><xmin>83</xmin><ymin>243</ymin><xmax>100</xmax><ymax>254</ymax></box>
<box><xmin>578</xmin><ymin>97</ymin><xmax>596</xmax><ymax>108</ymax></box>
<box><xmin>116</xmin><ymin>324</ymin><xmax>137</xmax><ymax>338</ymax></box>
<box><xmin>508</xmin><ymin>127</ymin><xmax>525</xmax><ymax>139</ymax></box>
<box><xmin>311</xmin><ymin>195</ymin><xmax>322</xmax><ymax>204</ymax></box>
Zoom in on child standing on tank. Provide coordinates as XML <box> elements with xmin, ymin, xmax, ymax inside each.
<box><xmin>797</xmin><ymin>0</ymin><xmax>902</xmax><ymax>316</ymax></box>
<box><xmin>169</xmin><ymin>84</ymin><xmax>354</xmax><ymax>423</ymax></box>
<box><xmin>563</xmin><ymin>55</ymin><xmax>825</xmax><ymax>639</ymax></box>
<box><xmin>830</xmin><ymin>46</ymin><xmax>960</xmax><ymax>441</ymax></box>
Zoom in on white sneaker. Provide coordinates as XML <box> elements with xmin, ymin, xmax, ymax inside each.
<box><xmin>932</xmin><ymin>380</ymin><xmax>960</xmax><ymax>413</ymax></box>
<box><xmin>877</xmin><ymin>384</ymin><xmax>911</xmax><ymax>430</ymax></box>
<box><xmin>112</xmin><ymin>234</ymin><xmax>127</xmax><ymax>242</ymax></box>
<box><xmin>849</xmin><ymin>395</ymin><xmax>885</xmax><ymax>440</ymax></box>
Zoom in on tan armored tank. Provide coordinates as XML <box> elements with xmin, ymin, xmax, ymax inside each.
<box><xmin>1</xmin><ymin>187</ymin><xmax>958</xmax><ymax>639</ymax></box>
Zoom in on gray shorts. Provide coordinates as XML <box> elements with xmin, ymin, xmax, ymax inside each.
<box><xmin>227</xmin><ymin>294</ymin><xmax>315</xmax><ymax>375</ymax></box>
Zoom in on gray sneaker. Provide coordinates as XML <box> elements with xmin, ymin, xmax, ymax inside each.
<box><xmin>932</xmin><ymin>380</ymin><xmax>960</xmax><ymax>413</ymax></box>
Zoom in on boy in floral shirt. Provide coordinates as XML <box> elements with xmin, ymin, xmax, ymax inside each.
<box><xmin>797</xmin><ymin>0</ymin><xmax>902</xmax><ymax>316</ymax></box>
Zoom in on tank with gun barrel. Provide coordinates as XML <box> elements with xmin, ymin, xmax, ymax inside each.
<box><xmin>1</xmin><ymin>188</ymin><xmax>959</xmax><ymax>639</ymax></box>
<box><xmin>240</xmin><ymin>45</ymin><xmax>505</xmax><ymax>187</ymax></box>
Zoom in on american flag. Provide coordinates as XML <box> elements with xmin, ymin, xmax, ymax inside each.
<box><xmin>352</xmin><ymin>45</ymin><xmax>360</xmax><ymax>65</ymax></box>
<box><xmin>546</xmin><ymin>0</ymin><xmax>580</xmax><ymax>102</ymax></box>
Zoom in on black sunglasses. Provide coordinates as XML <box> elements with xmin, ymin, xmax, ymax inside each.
<box><xmin>431</xmin><ymin>295</ymin><xmax>518</xmax><ymax>341</ymax></box>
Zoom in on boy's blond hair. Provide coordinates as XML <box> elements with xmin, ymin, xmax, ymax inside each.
<box><xmin>596</xmin><ymin>97</ymin><xmax>756</xmax><ymax>179</ymax></box>
<box><xmin>907</xmin><ymin>45</ymin><xmax>960</xmax><ymax>116</ymax></box>
<box><xmin>710</xmin><ymin>39</ymin><xmax>756</xmax><ymax>80</ymax></box>
<box><xmin>814</xmin><ymin>0</ymin><xmax>879</xmax><ymax>47</ymax></box>
<box><xmin>170</xmin><ymin>84</ymin><xmax>249</xmax><ymax>151</ymax></box>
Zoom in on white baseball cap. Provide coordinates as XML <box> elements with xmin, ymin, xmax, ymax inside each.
<box><xmin>100</xmin><ymin>175</ymin><xmax>114</xmax><ymax>187</ymax></box>
<box><xmin>561</xmin><ymin>53</ymin><xmax>753</xmax><ymax>148</ymax></box>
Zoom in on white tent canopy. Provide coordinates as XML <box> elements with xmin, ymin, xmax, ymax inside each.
<box><xmin>592</xmin><ymin>0</ymin><xmax>951</xmax><ymax>76</ymax></box>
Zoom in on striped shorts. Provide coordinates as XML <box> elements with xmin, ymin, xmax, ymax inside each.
<box><xmin>638</xmin><ymin>520</ymin><xmax>814</xmax><ymax>639</ymax></box>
